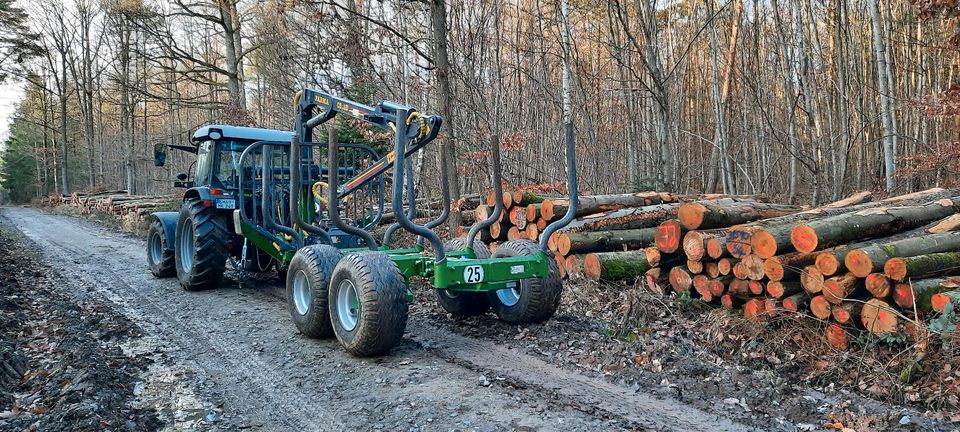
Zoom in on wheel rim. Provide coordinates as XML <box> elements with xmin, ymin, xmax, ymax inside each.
<box><xmin>292</xmin><ymin>270</ymin><xmax>311</xmax><ymax>315</ymax></box>
<box><xmin>178</xmin><ymin>223</ymin><xmax>195</xmax><ymax>271</ymax></box>
<box><xmin>149</xmin><ymin>232</ymin><xmax>163</xmax><ymax>265</ymax></box>
<box><xmin>496</xmin><ymin>281</ymin><xmax>522</xmax><ymax>307</ymax></box>
<box><xmin>337</xmin><ymin>279</ymin><xmax>360</xmax><ymax>331</ymax></box>
<box><xmin>440</xmin><ymin>290</ymin><xmax>461</xmax><ymax>299</ymax></box>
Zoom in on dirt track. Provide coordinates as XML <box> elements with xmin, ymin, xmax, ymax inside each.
<box><xmin>0</xmin><ymin>206</ymin><xmax>760</xmax><ymax>432</ymax></box>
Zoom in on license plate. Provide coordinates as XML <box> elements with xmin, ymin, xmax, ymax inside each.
<box><xmin>215</xmin><ymin>198</ymin><xmax>236</xmax><ymax>209</ymax></box>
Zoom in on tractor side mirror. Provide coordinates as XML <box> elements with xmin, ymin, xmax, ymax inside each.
<box><xmin>176</xmin><ymin>173</ymin><xmax>188</xmax><ymax>181</ymax></box>
<box><xmin>153</xmin><ymin>144</ymin><xmax>167</xmax><ymax>167</ymax></box>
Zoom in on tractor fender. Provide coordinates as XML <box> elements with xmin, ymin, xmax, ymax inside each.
<box><xmin>150</xmin><ymin>211</ymin><xmax>179</xmax><ymax>251</ymax></box>
<box><xmin>183</xmin><ymin>187</ymin><xmax>213</xmax><ymax>202</ymax></box>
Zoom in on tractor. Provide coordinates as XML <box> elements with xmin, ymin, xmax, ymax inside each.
<box><xmin>148</xmin><ymin>89</ymin><xmax>579</xmax><ymax>356</ymax></box>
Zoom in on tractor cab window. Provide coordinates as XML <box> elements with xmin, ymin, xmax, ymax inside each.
<box><xmin>214</xmin><ymin>141</ymin><xmax>246</xmax><ymax>189</ymax></box>
<box><xmin>194</xmin><ymin>140</ymin><xmax>214</xmax><ymax>186</ymax></box>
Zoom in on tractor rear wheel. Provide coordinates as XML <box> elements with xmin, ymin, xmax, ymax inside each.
<box><xmin>487</xmin><ymin>240</ymin><xmax>563</xmax><ymax>324</ymax></box>
<box><xmin>329</xmin><ymin>252</ymin><xmax>408</xmax><ymax>357</ymax></box>
<box><xmin>174</xmin><ymin>199</ymin><xmax>229</xmax><ymax>291</ymax></box>
<box><xmin>147</xmin><ymin>219</ymin><xmax>175</xmax><ymax>278</ymax></box>
<box><xmin>435</xmin><ymin>237</ymin><xmax>491</xmax><ymax>317</ymax></box>
<box><xmin>286</xmin><ymin>245</ymin><xmax>342</xmax><ymax>338</ymax></box>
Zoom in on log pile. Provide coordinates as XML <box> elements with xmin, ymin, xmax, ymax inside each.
<box><xmin>43</xmin><ymin>190</ymin><xmax>177</xmax><ymax>219</ymax></box>
<box><xmin>499</xmin><ymin>186</ymin><xmax>960</xmax><ymax>350</ymax></box>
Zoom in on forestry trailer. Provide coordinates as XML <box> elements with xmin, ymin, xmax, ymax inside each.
<box><xmin>147</xmin><ymin>89</ymin><xmax>579</xmax><ymax>356</ymax></box>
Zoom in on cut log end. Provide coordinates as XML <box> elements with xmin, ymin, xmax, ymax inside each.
<box><xmin>725</xmin><ymin>225</ymin><xmax>753</xmax><ymax>258</ymax></box>
<box><xmin>717</xmin><ymin>258</ymin><xmax>733</xmax><ymax>276</ymax></box>
<box><xmin>865</xmin><ymin>273</ymin><xmax>891</xmax><ymax>298</ymax></box>
<box><xmin>708</xmin><ymin>279</ymin><xmax>725</xmax><ymax>297</ymax></box>
<box><xmin>816</xmin><ymin>252</ymin><xmax>841</xmax><ymax>276</ymax></box>
<box><xmin>687</xmin><ymin>259</ymin><xmax>704</xmax><ymax>275</ymax></box>
<box><xmin>565</xmin><ymin>255</ymin><xmax>580</xmax><ymax>277</ymax></box>
<box><xmin>743</xmin><ymin>299</ymin><xmax>765</xmax><ymax>320</ymax></box>
<box><xmin>557</xmin><ymin>233</ymin><xmax>572</xmax><ymax>256</ymax></box>
<box><xmin>748</xmin><ymin>280</ymin><xmax>764</xmax><ymax>295</ymax></box>
<box><xmin>845</xmin><ymin>249</ymin><xmax>875</xmax><ymax>278</ymax></box>
<box><xmin>825</xmin><ymin>323</ymin><xmax>849</xmax><ymax>350</ymax></box>
<box><xmin>541</xmin><ymin>199</ymin><xmax>555</xmax><ymax>221</ymax></box>
<box><xmin>743</xmin><ymin>254</ymin><xmax>765</xmax><ymax>280</ymax></box>
<box><xmin>892</xmin><ymin>284</ymin><xmax>914</xmax><ymax>309</ymax></box>
<box><xmin>883</xmin><ymin>258</ymin><xmax>908</xmax><ymax>282</ymax></box>
<box><xmin>782</xmin><ymin>292</ymin><xmax>809</xmax><ymax>312</ymax></box>
<box><xmin>677</xmin><ymin>202</ymin><xmax>708</xmax><ymax>230</ymax></box>
<box><xmin>682</xmin><ymin>231</ymin><xmax>707</xmax><ymax>261</ymax></box>
<box><xmin>810</xmin><ymin>295</ymin><xmax>832</xmax><ymax>319</ymax></box>
<box><xmin>655</xmin><ymin>219</ymin><xmax>684</xmax><ymax>253</ymax></box>
<box><xmin>706</xmin><ymin>238</ymin><xmax>725</xmax><ymax>259</ymax></box>
<box><xmin>861</xmin><ymin>299</ymin><xmax>899</xmax><ymax>336</ymax></box>
<box><xmin>791</xmin><ymin>224</ymin><xmax>819</xmax><ymax>254</ymax></box>
<box><xmin>668</xmin><ymin>266</ymin><xmax>693</xmax><ymax>293</ymax></box>
<box><xmin>750</xmin><ymin>229</ymin><xmax>779</xmax><ymax>259</ymax></box>
<box><xmin>584</xmin><ymin>254</ymin><xmax>601</xmax><ymax>281</ymax></box>
<box><xmin>932</xmin><ymin>293</ymin><xmax>954</xmax><ymax>313</ymax></box>
<box><xmin>800</xmin><ymin>266</ymin><xmax>824</xmax><ymax>294</ymax></box>
<box><xmin>763</xmin><ymin>258</ymin><xmax>784</xmax><ymax>281</ymax></box>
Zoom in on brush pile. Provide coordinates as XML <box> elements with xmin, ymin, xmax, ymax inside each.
<box><xmin>482</xmin><ymin>187</ymin><xmax>960</xmax><ymax>349</ymax></box>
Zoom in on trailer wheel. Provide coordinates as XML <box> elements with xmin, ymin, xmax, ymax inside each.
<box><xmin>174</xmin><ymin>199</ymin><xmax>228</xmax><ymax>291</ymax></box>
<box><xmin>487</xmin><ymin>239</ymin><xmax>563</xmax><ymax>324</ymax></box>
<box><xmin>287</xmin><ymin>245</ymin><xmax>342</xmax><ymax>338</ymax></box>
<box><xmin>329</xmin><ymin>252</ymin><xmax>408</xmax><ymax>356</ymax></box>
<box><xmin>435</xmin><ymin>237</ymin><xmax>491</xmax><ymax>317</ymax></box>
<box><xmin>147</xmin><ymin>219</ymin><xmax>175</xmax><ymax>278</ymax></box>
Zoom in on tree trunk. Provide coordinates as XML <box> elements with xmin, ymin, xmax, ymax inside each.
<box><xmin>584</xmin><ymin>250</ymin><xmax>653</xmax><ymax>282</ymax></box>
<box><xmin>843</xmin><ymin>232</ymin><xmax>960</xmax><ymax>277</ymax></box>
<box><xmin>556</xmin><ymin>228</ymin><xmax>655</xmax><ymax>256</ymax></box>
<box><xmin>868</xmin><ymin>0</ymin><xmax>897</xmax><ymax>193</ymax></box>
<box><xmin>884</xmin><ymin>252</ymin><xmax>960</xmax><ymax>282</ymax></box>
<box><xmin>431</xmin><ymin>0</ymin><xmax>462</xmax><ymax>236</ymax></box>
<box><xmin>891</xmin><ymin>277</ymin><xmax>960</xmax><ymax>310</ymax></box>
<box><xmin>540</xmin><ymin>192</ymin><xmax>680</xmax><ymax>221</ymax></box>
<box><xmin>792</xmin><ymin>197</ymin><xmax>960</xmax><ymax>254</ymax></box>
<box><xmin>677</xmin><ymin>201</ymin><xmax>800</xmax><ymax>230</ymax></box>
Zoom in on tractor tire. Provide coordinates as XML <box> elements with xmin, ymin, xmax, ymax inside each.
<box><xmin>435</xmin><ymin>237</ymin><xmax>491</xmax><ymax>317</ymax></box>
<box><xmin>329</xmin><ymin>252</ymin><xmax>408</xmax><ymax>357</ymax></box>
<box><xmin>287</xmin><ymin>245</ymin><xmax>342</xmax><ymax>338</ymax></box>
<box><xmin>487</xmin><ymin>239</ymin><xmax>563</xmax><ymax>324</ymax></box>
<box><xmin>147</xmin><ymin>219</ymin><xmax>175</xmax><ymax>278</ymax></box>
<box><xmin>174</xmin><ymin>199</ymin><xmax>229</xmax><ymax>291</ymax></box>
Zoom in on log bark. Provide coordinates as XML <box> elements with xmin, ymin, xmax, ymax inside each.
<box><xmin>676</xmin><ymin>201</ymin><xmax>801</xmax><ymax>230</ymax></box>
<box><xmin>557</xmin><ymin>228</ymin><xmax>655</xmax><ymax>256</ymax></box>
<box><xmin>884</xmin><ymin>252</ymin><xmax>960</xmax><ymax>282</ymax></box>
<box><xmin>861</xmin><ymin>298</ymin><xmax>898</xmax><ymax>335</ymax></box>
<box><xmin>512</xmin><ymin>191</ymin><xmax>546</xmax><ymax>207</ymax></box>
<box><xmin>562</xmin><ymin>202</ymin><xmax>682</xmax><ymax>233</ymax></box>
<box><xmin>791</xmin><ymin>197</ymin><xmax>960</xmax><ymax>254</ymax></box>
<box><xmin>540</xmin><ymin>192</ymin><xmax>683</xmax><ymax>221</ymax></box>
<box><xmin>844</xmin><ymin>232</ymin><xmax>960</xmax><ymax>278</ymax></box>
<box><xmin>584</xmin><ymin>251</ymin><xmax>653</xmax><ymax>282</ymax></box>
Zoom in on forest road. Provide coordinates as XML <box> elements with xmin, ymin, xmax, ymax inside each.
<box><xmin>1</xmin><ymin>207</ymin><xmax>753</xmax><ymax>432</ymax></box>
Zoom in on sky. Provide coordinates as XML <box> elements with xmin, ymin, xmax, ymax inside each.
<box><xmin>0</xmin><ymin>79</ymin><xmax>25</xmax><ymax>151</ymax></box>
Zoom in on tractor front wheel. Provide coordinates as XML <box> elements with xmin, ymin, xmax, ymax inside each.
<box><xmin>174</xmin><ymin>199</ymin><xmax>229</xmax><ymax>291</ymax></box>
<box><xmin>147</xmin><ymin>219</ymin><xmax>175</xmax><ymax>278</ymax></box>
<box><xmin>487</xmin><ymin>240</ymin><xmax>563</xmax><ymax>324</ymax></box>
<box><xmin>286</xmin><ymin>245</ymin><xmax>342</xmax><ymax>338</ymax></box>
<box><xmin>329</xmin><ymin>252</ymin><xmax>408</xmax><ymax>357</ymax></box>
<box><xmin>435</xmin><ymin>237</ymin><xmax>491</xmax><ymax>317</ymax></box>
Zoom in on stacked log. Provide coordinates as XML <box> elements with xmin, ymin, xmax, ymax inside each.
<box><xmin>610</xmin><ymin>187</ymin><xmax>960</xmax><ymax>350</ymax></box>
<box><xmin>44</xmin><ymin>190</ymin><xmax>177</xmax><ymax>219</ymax></box>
